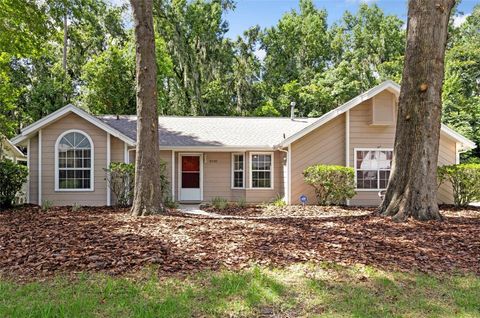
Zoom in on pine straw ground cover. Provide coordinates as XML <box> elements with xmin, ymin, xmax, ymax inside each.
<box><xmin>1</xmin><ymin>205</ymin><xmax>480</xmax><ymax>317</ymax></box>
<box><xmin>0</xmin><ymin>205</ymin><xmax>479</xmax><ymax>279</ymax></box>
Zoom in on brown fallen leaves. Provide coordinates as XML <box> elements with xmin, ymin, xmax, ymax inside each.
<box><xmin>0</xmin><ymin>205</ymin><xmax>479</xmax><ymax>280</ymax></box>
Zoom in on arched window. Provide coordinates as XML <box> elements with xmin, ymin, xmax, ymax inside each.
<box><xmin>55</xmin><ymin>130</ymin><xmax>94</xmax><ymax>191</ymax></box>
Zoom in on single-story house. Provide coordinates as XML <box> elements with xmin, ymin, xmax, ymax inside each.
<box><xmin>11</xmin><ymin>81</ymin><xmax>476</xmax><ymax>207</ymax></box>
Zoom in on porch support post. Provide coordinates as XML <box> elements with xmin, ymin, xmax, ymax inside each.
<box><xmin>27</xmin><ymin>138</ymin><xmax>30</xmax><ymax>203</ymax></box>
<box><xmin>38</xmin><ymin>129</ymin><xmax>42</xmax><ymax>205</ymax></box>
<box><xmin>171</xmin><ymin>151</ymin><xmax>175</xmax><ymax>200</ymax></box>
<box><xmin>287</xmin><ymin>144</ymin><xmax>291</xmax><ymax>205</ymax></box>
<box><xmin>345</xmin><ymin>110</ymin><xmax>350</xmax><ymax>206</ymax></box>
<box><xmin>124</xmin><ymin>142</ymin><xmax>129</xmax><ymax>163</ymax></box>
<box><xmin>107</xmin><ymin>133</ymin><xmax>111</xmax><ymax>206</ymax></box>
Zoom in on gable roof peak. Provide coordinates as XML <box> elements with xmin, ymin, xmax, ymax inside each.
<box><xmin>278</xmin><ymin>81</ymin><xmax>474</xmax><ymax>150</ymax></box>
<box><xmin>11</xmin><ymin>103</ymin><xmax>135</xmax><ymax>146</ymax></box>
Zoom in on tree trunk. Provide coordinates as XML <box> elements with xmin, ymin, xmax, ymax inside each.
<box><xmin>130</xmin><ymin>0</ymin><xmax>164</xmax><ymax>216</ymax></box>
<box><xmin>63</xmin><ymin>13</ymin><xmax>67</xmax><ymax>72</ymax></box>
<box><xmin>378</xmin><ymin>0</ymin><xmax>455</xmax><ymax>221</ymax></box>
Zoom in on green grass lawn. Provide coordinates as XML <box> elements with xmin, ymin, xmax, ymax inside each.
<box><xmin>1</xmin><ymin>263</ymin><xmax>479</xmax><ymax>318</ymax></box>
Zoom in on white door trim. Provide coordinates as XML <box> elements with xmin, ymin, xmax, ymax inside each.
<box><xmin>178</xmin><ymin>153</ymin><xmax>203</xmax><ymax>202</ymax></box>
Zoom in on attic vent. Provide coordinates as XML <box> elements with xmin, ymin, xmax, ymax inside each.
<box><xmin>370</xmin><ymin>91</ymin><xmax>395</xmax><ymax>126</ymax></box>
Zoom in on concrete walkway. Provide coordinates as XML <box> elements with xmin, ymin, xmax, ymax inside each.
<box><xmin>177</xmin><ymin>204</ymin><xmax>224</xmax><ymax>218</ymax></box>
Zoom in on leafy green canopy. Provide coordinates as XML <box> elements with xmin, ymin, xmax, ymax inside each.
<box><xmin>443</xmin><ymin>5</ymin><xmax>480</xmax><ymax>160</ymax></box>
<box><xmin>0</xmin><ymin>159</ymin><xmax>28</xmax><ymax>208</ymax></box>
<box><xmin>0</xmin><ymin>0</ymin><xmax>478</xmax><ymax>162</ymax></box>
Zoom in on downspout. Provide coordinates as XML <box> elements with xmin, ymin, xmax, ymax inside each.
<box><xmin>276</xmin><ymin>146</ymin><xmax>290</xmax><ymax>204</ymax></box>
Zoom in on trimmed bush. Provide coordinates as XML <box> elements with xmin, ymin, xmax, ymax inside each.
<box><xmin>271</xmin><ymin>194</ymin><xmax>286</xmax><ymax>207</ymax></box>
<box><xmin>438</xmin><ymin>163</ymin><xmax>480</xmax><ymax>207</ymax></box>
<box><xmin>105</xmin><ymin>162</ymin><xmax>135</xmax><ymax>206</ymax></box>
<box><xmin>211</xmin><ymin>197</ymin><xmax>228</xmax><ymax>210</ymax></box>
<box><xmin>105</xmin><ymin>159</ymin><xmax>172</xmax><ymax>207</ymax></box>
<box><xmin>303</xmin><ymin>164</ymin><xmax>356</xmax><ymax>205</ymax></box>
<box><xmin>0</xmin><ymin>159</ymin><xmax>28</xmax><ymax>209</ymax></box>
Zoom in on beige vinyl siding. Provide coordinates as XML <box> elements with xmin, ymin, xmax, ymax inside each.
<box><xmin>203</xmin><ymin>152</ymin><xmax>238</xmax><ymax>201</ymax></box>
<box><xmin>437</xmin><ymin>135</ymin><xmax>457</xmax><ymax>204</ymax></box>
<box><xmin>349</xmin><ymin>99</ymin><xmax>396</xmax><ymax>158</ymax></box>
<box><xmin>347</xmin><ymin>92</ymin><xmax>456</xmax><ymax>206</ymax></box>
<box><xmin>350</xmin><ymin>135</ymin><xmax>457</xmax><ymax>206</ymax></box>
<box><xmin>110</xmin><ymin>137</ymin><xmax>124</xmax><ymax>163</ymax></box>
<box><xmin>160</xmin><ymin>150</ymin><xmax>172</xmax><ymax>190</ymax></box>
<box><xmin>288</xmin><ymin>89</ymin><xmax>459</xmax><ymax>206</ymax></box>
<box><xmin>290</xmin><ymin>115</ymin><xmax>346</xmax><ymax>204</ymax></box>
<box><xmin>117</xmin><ymin>149</ymin><xmax>173</xmax><ymax>201</ymax></box>
<box><xmin>349</xmin><ymin>98</ymin><xmax>396</xmax><ymax>206</ymax></box>
<box><xmin>28</xmin><ymin>134</ymin><xmax>39</xmax><ymax>205</ymax></box>
<box><xmin>245</xmin><ymin>151</ymin><xmax>284</xmax><ymax>203</ymax></box>
<box><xmin>38</xmin><ymin>113</ymin><xmax>108</xmax><ymax>206</ymax></box>
<box><xmin>172</xmin><ymin>151</ymin><xmax>283</xmax><ymax>203</ymax></box>
<box><xmin>371</xmin><ymin>90</ymin><xmax>395</xmax><ymax>125</ymax></box>
<box><xmin>109</xmin><ymin>137</ymin><xmax>129</xmax><ymax>205</ymax></box>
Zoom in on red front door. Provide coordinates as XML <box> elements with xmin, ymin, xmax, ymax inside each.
<box><xmin>180</xmin><ymin>155</ymin><xmax>202</xmax><ymax>201</ymax></box>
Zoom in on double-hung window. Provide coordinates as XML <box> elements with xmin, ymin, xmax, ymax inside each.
<box><xmin>355</xmin><ymin>149</ymin><xmax>392</xmax><ymax>190</ymax></box>
<box><xmin>56</xmin><ymin>130</ymin><xmax>94</xmax><ymax>191</ymax></box>
<box><xmin>250</xmin><ymin>153</ymin><xmax>273</xmax><ymax>188</ymax></box>
<box><xmin>232</xmin><ymin>153</ymin><xmax>245</xmax><ymax>188</ymax></box>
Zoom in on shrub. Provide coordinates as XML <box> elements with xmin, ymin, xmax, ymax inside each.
<box><xmin>303</xmin><ymin>164</ymin><xmax>356</xmax><ymax>205</ymax></box>
<box><xmin>105</xmin><ymin>162</ymin><xmax>135</xmax><ymax>207</ymax></box>
<box><xmin>42</xmin><ymin>200</ymin><xmax>53</xmax><ymax>211</ymax></box>
<box><xmin>0</xmin><ymin>159</ymin><xmax>28</xmax><ymax>209</ymax></box>
<box><xmin>211</xmin><ymin>197</ymin><xmax>228</xmax><ymax>210</ymax></box>
<box><xmin>71</xmin><ymin>203</ymin><xmax>82</xmax><ymax>212</ymax></box>
<box><xmin>105</xmin><ymin>159</ymin><xmax>173</xmax><ymax>207</ymax></box>
<box><xmin>164</xmin><ymin>197</ymin><xmax>178</xmax><ymax>209</ymax></box>
<box><xmin>271</xmin><ymin>194</ymin><xmax>286</xmax><ymax>207</ymax></box>
<box><xmin>236</xmin><ymin>197</ymin><xmax>247</xmax><ymax>208</ymax></box>
<box><xmin>158</xmin><ymin>159</ymin><xmax>171</xmax><ymax>202</ymax></box>
<box><xmin>438</xmin><ymin>163</ymin><xmax>480</xmax><ymax>207</ymax></box>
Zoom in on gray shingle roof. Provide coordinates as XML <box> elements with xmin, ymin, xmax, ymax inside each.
<box><xmin>97</xmin><ymin>116</ymin><xmax>318</xmax><ymax>148</ymax></box>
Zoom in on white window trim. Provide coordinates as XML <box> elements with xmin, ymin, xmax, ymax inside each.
<box><xmin>231</xmin><ymin>152</ymin><xmax>245</xmax><ymax>189</ymax></box>
<box><xmin>249</xmin><ymin>152</ymin><xmax>274</xmax><ymax>190</ymax></box>
<box><xmin>54</xmin><ymin>129</ymin><xmax>95</xmax><ymax>192</ymax></box>
<box><xmin>354</xmin><ymin>148</ymin><xmax>393</xmax><ymax>191</ymax></box>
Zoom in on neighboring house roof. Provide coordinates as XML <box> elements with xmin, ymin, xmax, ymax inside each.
<box><xmin>1</xmin><ymin>137</ymin><xmax>26</xmax><ymax>159</ymax></box>
<box><xmin>98</xmin><ymin>115</ymin><xmax>317</xmax><ymax>149</ymax></box>
<box><xmin>278</xmin><ymin>80</ymin><xmax>476</xmax><ymax>151</ymax></box>
<box><xmin>11</xmin><ymin>104</ymin><xmax>136</xmax><ymax>146</ymax></box>
<box><xmin>11</xmin><ymin>81</ymin><xmax>475</xmax><ymax>151</ymax></box>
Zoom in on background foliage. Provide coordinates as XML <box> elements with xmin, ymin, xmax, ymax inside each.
<box><xmin>1</xmin><ymin>0</ymin><xmax>478</xmax><ymax>159</ymax></box>
<box><xmin>438</xmin><ymin>163</ymin><xmax>480</xmax><ymax>207</ymax></box>
<box><xmin>0</xmin><ymin>159</ymin><xmax>28</xmax><ymax>208</ymax></box>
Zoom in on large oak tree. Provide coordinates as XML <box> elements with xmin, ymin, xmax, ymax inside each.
<box><xmin>130</xmin><ymin>0</ymin><xmax>164</xmax><ymax>216</ymax></box>
<box><xmin>379</xmin><ymin>0</ymin><xmax>456</xmax><ymax>221</ymax></box>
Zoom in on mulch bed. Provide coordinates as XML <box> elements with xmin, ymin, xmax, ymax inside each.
<box><xmin>204</xmin><ymin>204</ymin><xmax>375</xmax><ymax>218</ymax></box>
<box><xmin>1</xmin><ymin>205</ymin><xmax>480</xmax><ymax>280</ymax></box>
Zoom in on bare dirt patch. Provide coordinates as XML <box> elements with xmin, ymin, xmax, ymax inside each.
<box><xmin>1</xmin><ymin>205</ymin><xmax>479</xmax><ymax>280</ymax></box>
